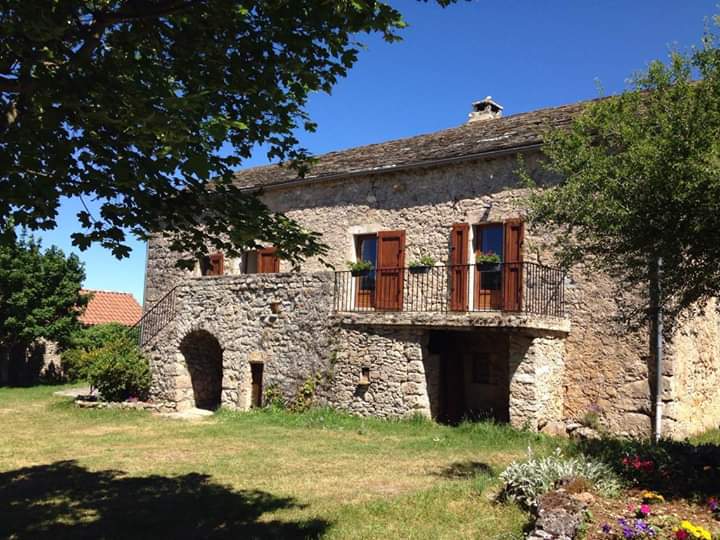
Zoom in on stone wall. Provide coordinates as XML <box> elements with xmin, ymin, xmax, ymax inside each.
<box><xmin>0</xmin><ymin>339</ymin><xmax>63</xmax><ymax>386</ymax></box>
<box><xmin>664</xmin><ymin>299</ymin><xmax>720</xmax><ymax>437</ymax></box>
<box><xmin>561</xmin><ymin>270</ymin><xmax>654</xmax><ymax>437</ymax></box>
<box><xmin>329</xmin><ymin>326</ymin><xmax>431</xmax><ymax>418</ymax></box>
<box><xmin>144</xmin><ymin>272</ymin><xmax>335</xmax><ymax>410</ymax></box>
<box><xmin>142</xmin><ymin>152</ymin><xmax>719</xmax><ymax>437</ymax></box>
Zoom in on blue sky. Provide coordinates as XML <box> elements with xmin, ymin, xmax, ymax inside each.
<box><xmin>36</xmin><ymin>0</ymin><xmax>717</xmax><ymax>303</ymax></box>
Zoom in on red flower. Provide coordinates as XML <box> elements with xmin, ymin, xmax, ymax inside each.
<box><xmin>676</xmin><ymin>529</ymin><xmax>689</xmax><ymax>540</ymax></box>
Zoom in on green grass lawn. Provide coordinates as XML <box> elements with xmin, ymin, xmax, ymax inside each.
<box><xmin>0</xmin><ymin>385</ymin><xmax>561</xmax><ymax>539</ymax></box>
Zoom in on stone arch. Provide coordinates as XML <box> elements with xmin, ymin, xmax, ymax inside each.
<box><xmin>179</xmin><ymin>329</ymin><xmax>224</xmax><ymax>410</ymax></box>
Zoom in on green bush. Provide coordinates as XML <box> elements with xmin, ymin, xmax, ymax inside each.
<box><xmin>60</xmin><ymin>347</ymin><xmax>94</xmax><ymax>382</ymax></box>
<box><xmin>69</xmin><ymin>323</ymin><xmax>130</xmax><ymax>351</ymax></box>
<box><xmin>61</xmin><ymin>323</ymin><xmax>132</xmax><ymax>381</ymax></box>
<box><xmin>86</xmin><ymin>338</ymin><xmax>151</xmax><ymax>402</ymax></box>
<box><xmin>499</xmin><ymin>448</ymin><xmax>622</xmax><ymax>509</ymax></box>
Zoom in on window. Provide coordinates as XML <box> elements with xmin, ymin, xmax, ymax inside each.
<box><xmin>475</xmin><ymin>224</ymin><xmax>503</xmax><ymax>290</ymax></box>
<box><xmin>352</xmin><ymin>231</ymin><xmax>406</xmax><ymax>311</ymax></box>
<box><xmin>242</xmin><ymin>247</ymin><xmax>279</xmax><ymax>274</ymax></box>
<box><xmin>242</xmin><ymin>251</ymin><xmax>258</xmax><ymax>274</ymax></box>
<box><xmin>200</xmin><ymin>252</ymin><xmax>224</xmax><ymax>276</ymax></box>
<box><xmin>355</xmin><ymin>234</ymin><xmax>378</xmax><ymax>291</ymax></box>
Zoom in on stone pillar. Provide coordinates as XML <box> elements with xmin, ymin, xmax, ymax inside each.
<box><xmin>401</xmin><ymin>336</ymin><xmax>432</xmax><ymax>417</ymax></box>
<box><xmin>508</xmin><ymin>334</ymin><xmax>565</xmax><ymax>431</ymax></box>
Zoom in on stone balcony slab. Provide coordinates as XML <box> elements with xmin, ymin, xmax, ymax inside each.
<box><xmin>334</xmin><ymin>310</ymin><xmax>571</xmax><ymax>335</ymax></box>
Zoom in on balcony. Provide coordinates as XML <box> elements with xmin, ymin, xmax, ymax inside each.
<box><xmin>333</xmin><ymin>262</ymin><xmax>569</xmax><ymax>332</ymax></box>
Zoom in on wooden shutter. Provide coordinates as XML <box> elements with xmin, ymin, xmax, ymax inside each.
<box><xmin>503</xmin><ymin>220</ymin><xmax>524</xmax><ymax>311</ymax></box>
<box><xmin>375</xmin><ymin>230</ymin><xmax>405</xmax><ymax>311</ymax></box>
<box><xmin>209</xmin><ymin>252</ymin><xmax>224</xmax><ymax>276</ymax></box>
<box><xmin>449</xmin><ymin>223</ymin><xmax>469</xmax><ymax>311</ymax></box>
<box><xmin>258</xmin><ymin>247</ymin><xmax>280</xmax><ymax>273</ymax></box>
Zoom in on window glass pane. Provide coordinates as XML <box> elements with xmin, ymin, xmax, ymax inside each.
<box><xmin>481</xmin><ymin>225</ymin><xmax>503</xmax><ymax>260</ymax></box>
<box><xmin>357</xmin><ymin>236</ymin><xmax>377</xmax><ymax>291</ymax></box>
<box><xmin>479</xmin><ymin>224</ymin><xmax>503</xmax><ymax>291</ymax></box>
<box><xmin>481</xmin><ymin>272</ymin><xmax>502</xmax><ymax>290</ymax></box>
<box><xmin>360</xmin><ymin>237</ymin><xmax>377</xmax><ymax>267</ymax></box>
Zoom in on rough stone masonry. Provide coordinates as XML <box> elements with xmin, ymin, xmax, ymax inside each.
<box><xmin>142</xmin><ymin>99</ymin><xmax>720</xmax><ymax>438</ymax></box>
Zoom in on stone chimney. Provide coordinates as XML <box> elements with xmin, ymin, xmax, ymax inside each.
<box><xmin>467</xmin><ymin>96</ymin><xmax>503</xmax><ymax>123</ymax></box>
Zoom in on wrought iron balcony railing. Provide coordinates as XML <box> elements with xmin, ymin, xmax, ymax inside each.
<box><xmin>333</xmin><ymin>262</ymin><xmax>565</xmax><ymax>317</ymax></box>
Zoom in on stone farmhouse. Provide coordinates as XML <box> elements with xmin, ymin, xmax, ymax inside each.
<box><xmin>140</xmin><ymin>97</ymin><xmax>720</xmax><ymax>439</ymax></box>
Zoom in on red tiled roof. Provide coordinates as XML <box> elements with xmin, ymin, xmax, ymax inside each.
<box><xmin>78</xmin><ymin>289</ymin><xmax>142</xmax><ymax>327</ymax></box>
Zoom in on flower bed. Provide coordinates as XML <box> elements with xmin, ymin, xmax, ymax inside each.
<box><xmin>586</xmin><ymin>488</ymin><xmax>719</xmax><ymax>539</ymax></box>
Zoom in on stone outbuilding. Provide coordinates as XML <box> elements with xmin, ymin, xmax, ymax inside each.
<box><xmin>140</xmin><ymin>98</ymin><xmax>720</xmax><ymax>439</ymax></box>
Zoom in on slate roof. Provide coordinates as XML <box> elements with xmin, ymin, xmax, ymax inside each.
<box><xmin>232</xmin><ymin>100</ymin><xmax>589</xmax><ymax>190</ymax></box>
<box><xmin>79</xmin><ymin>289</ymin><xmax>142</xmax><ymax>327</ymax></box>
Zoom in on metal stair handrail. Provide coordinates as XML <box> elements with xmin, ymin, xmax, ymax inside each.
<box><xmin>131</xmin><ymin>285</ymin><xmax>180</xmax><ymax>347</ymax></box>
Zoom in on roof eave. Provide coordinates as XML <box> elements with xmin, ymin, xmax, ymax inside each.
<box><xmin>238</xmin><ymin>141</ymin><xmax>544</xmax><ymax>194</ymax></box>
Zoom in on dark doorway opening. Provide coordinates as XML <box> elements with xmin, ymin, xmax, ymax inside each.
<box><xmin>429</xmin><ymin>330</ymin><xmax>509</xmax><ymax>425</ymax></box>
<box><xmin>250</xmin><ymin>363</ymin><xmax>263</xmax><ymax>408</ymax></box>
<box><xmin>180</xmin><ymin>330</ymin><xmax>223</xmax><ymax>411</ymax></box>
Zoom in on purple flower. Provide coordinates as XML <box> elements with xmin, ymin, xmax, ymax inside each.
<box><xmin>601</xmin><ymin>523</ymin><xmax>612</xmax><ymax>534</ymax></box>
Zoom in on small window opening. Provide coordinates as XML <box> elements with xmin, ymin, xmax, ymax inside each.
<box><xmin>359</xmin><ymin>367</ymin><xmax>371</xmax><ymax>385</ymax></box>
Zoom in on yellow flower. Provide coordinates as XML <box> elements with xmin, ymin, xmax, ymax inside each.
<box><xmin>678</xmin><ymin>520</ymin><xmax>712</xmax><ymax>540</ymax></box>
<box><xmin>641</xmin><ymin>490</ymin><xmax>665</xmax><ymax>503</ymax></box>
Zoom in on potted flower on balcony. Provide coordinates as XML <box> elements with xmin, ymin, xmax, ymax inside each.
<box><xmin>408</xmin><ymin>255</ymin><xmax>436</xmax><ymax>274</ymax></box>
<box><xmin>347</xmin><ymin>259</ymin><xmax>374</xmax><ymax>277</ymax></box>
<box><xmin>476</xmin><ymin>251</ymin><xmax>502</xmax><ymax>272</ymax></box>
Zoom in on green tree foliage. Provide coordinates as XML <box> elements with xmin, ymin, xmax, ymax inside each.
<box><xmin>0</xmin><ymin>232</ymin><xmax>87</xmax><ymax>352</ymax></box>
<box><xmin>526</xmin><ymin>26</ymin><xmax>720</xmax><ymax>323</ymax></box>
<box><xmin>0</xmin><ymin>0</ymin><xmax>454</xmax><ymax>266</ymax></box>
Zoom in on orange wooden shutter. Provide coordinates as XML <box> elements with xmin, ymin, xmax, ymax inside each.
<box><xmin>503</xmin><ymin>220</ymin><xmax>524</xmax><ymax>311</ymax></box>
<box><xmin>258</xmin><ymin>247</ymin><xmax>280</xmax><ymax>273</ymax></box>
<box><xmin>450</xmin><ymin>223</ymin><xmax>469</xmax><ymax>311</ymax></box>
<box><xmin>375</xmin><ymin>230</ymin><xmax>405</xmax><ymax>311</ymax></box>
<box><xmin>209</xmin><ymin>252</ymin><xmax>224</xmax><ymax>276</ymax></box>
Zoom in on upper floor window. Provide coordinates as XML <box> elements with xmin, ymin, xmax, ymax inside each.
<box><xmin>243</xmin><ymin>247</ymin><xmax>280</xmax><ymax>274</ymax></box>
<box><xmin>200</xmin><ymin>252</ymin><xmax>224</xmax><ymax>276</ymax></box>
<box><xmin>475</xmin><ymin>223</ymin><xmax>504</xmax><ymax>262</ymax></box>
<box><xmin>474</xmin><ymin>223</ymin><xmax>504</xmax><ymax>291</ymax></box>
<box><xmin>352</xmin><ymin>230</ymin><xmax>405</xmax><ymax>311</ymax></box>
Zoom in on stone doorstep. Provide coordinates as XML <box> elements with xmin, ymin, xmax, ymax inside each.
<box><xmin>158</xmin><ymin>408</ymin><xmax>215</xmax><ymax>420</ymax></box>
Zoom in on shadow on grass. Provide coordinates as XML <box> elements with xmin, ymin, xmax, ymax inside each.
<box><xmin>0</xmin><ymin>460</ymin><xmax>328</xmax><ymax>539</ymax></box>
<box><xmin>433</xmin><ymin>461</ymin><xmax>494</xmax><ymax>480</ymax></box>
<box><xmin>576</xmin><ymin>437</ymin><xmax>720</xmax><ymax>499</ymax></box>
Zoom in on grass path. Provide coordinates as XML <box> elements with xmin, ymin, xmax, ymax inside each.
<box><xmin>0</xmin><ymin>385</ymin><xmax>559</xmax><ymax>539</ymax></box>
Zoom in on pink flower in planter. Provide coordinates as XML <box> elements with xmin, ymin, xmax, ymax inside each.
<box><xmin>639</xmin><ymin>504</ymin><xmax>651</xmax><ymax>517</ymax></box>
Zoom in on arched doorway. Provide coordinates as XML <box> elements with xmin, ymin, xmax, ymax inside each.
<box><xmin>180</xmin><ymin>330</ymin><xmax>223</xmax><ymax>410</ymax></box>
